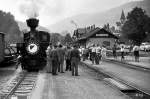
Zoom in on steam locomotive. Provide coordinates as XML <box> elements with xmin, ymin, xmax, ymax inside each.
<box><xmin>17</xmin><ymin>18</ymin><xmax>50</xmax><ymax>71</ymax></box>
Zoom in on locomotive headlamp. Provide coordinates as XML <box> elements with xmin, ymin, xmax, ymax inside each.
<box><xmin>26</xmin><ymin>42</ymin><xmax>39</xmax><ymax>55</ymax></box>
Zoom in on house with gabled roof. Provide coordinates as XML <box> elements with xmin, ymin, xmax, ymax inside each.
<box><xmin>75</xmin><ymin>27</ymin><xmax>119</xmax><ymax>48</ymax></box>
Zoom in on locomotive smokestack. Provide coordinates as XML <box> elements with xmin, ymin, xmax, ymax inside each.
<box><xmin>26</xmin><ymin>18</ymin><xmax>39</xmax><ymax>31</ymax></box>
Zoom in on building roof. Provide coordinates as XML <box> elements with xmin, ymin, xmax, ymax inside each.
<box><xmin>77</xmin><ymin>28</ymin><xmax>86</xmax><ymax>34</ymax></box>
<box><xmin>73</xmin><ymin>25</ymin><xmax>96</xmax><ymax>37</ymax></box>
<box><xmin>78</xmin><ymin>27</ymin><xmax>119</xmax><ymax>41</ymax></box>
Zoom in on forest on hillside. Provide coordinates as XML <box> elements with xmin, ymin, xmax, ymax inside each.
<box><xmin>0</xmin><ymin>10</ymin><xmax>21</xmax><ymax>43</ymax></box>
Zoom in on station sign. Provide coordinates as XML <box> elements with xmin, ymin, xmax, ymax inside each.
<box><xmin>96</xmin><ymin>34</ymin><xmax>108</xmax><ymax>37</ymax></box>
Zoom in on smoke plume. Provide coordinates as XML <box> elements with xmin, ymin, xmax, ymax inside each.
<box><xmin>19</xmin><ymin>0</ymin><xmax>42</xmax><ymax>18</ymax></box>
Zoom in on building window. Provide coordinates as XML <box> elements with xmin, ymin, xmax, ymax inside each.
<box><xmin>103</xmin><ymin>41</ymin><xmax>110</xmax><ymax>46</ymax></box>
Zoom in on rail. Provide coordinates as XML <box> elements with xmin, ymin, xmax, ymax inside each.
<box><xmin>3</xmin><ymin>71</ymin><xmax>27</xmax><ymax>99</ymax></box>
<box><xmin>80</xmin><ymin>62</ymin><xmax>150</xmax><ymax>98</ymax></box>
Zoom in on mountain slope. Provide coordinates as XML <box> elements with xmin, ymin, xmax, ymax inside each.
<box><xmin>49</xmin><ymin>0</ymin><xmax>150</xmax><ymax>34</ymax></box>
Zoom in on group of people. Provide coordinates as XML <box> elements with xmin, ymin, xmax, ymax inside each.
<box><xmin>46</xmin><ymin>43</ymin><xmax>80</xmax><ymax>76</ymax></box>
<box><xmin>46</xmin><ymin>42</ymin><xmax>141</xmax><ymax>76</ymax></box>
<box><xmin>79</xmin><ymin>44</ymin><xmax>107</xmax><ymax>65</ymax></box>
<box><xmin>112</xmin><ymin>44</ymin><xmax>140</xmax><ymax>62</ymax></box>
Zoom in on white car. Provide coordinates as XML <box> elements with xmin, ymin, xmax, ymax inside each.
<box><xmin>140</xmin><ymin>43</ymin><xmax>150</xmax><ymax>51</ymax></box>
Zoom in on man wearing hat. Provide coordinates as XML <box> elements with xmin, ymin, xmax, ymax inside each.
<box><xmin>65</xmin><ymin>46</ymin><xmax>72</xmax><ymax>71</ymax></box>
<box><xmin>51</xmin><ymin>45</ymin><xmax>59</xmax><ymax>75</ymax></box>
<box><xmin>70</xmin><ymin>45</ymin><xmax>80</xmax><ymax>76</ymax></box>
<box><xmin>57</xmin><ymin>44</ymin><xmax>65</xmax><ymax>73</ymax></box>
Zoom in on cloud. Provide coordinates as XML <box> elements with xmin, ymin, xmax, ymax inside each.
<box><xmin>42</xmin><ymin>0</ymin><xmax>65</xmax><ymax>17</ymax></box>
<box><xmin>0</xmin><ymin>0</ymin><xmax>135</xmax><ymax>26</ymax></box>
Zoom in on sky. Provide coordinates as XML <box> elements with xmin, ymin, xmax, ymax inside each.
<box><xmin>0</xmin><ymin>0</ymin><xmax>142</xmax><ymax>27</ymax></box>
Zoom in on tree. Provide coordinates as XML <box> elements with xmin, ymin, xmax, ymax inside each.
<box><xmin>0</xmin><ymin>10</ymin><xmax>21</xmax><ymax>43</ymax></box>
<box><xmin>103</xmin><ymin>23</ymin><xmax>117</xmax><ymax>33</ymax></box>
<box><xmin>110</xmin><ymin>26</ymin><xmax>116</xmax><ymax>33</ymax></box>
<box><xmin>122</xmin><ymin>7</ymin><xmax>150</xmax><ymax>45</ymax></box>
<box><xmin>50</xmin><ymin>33</ymin><xmax>64</xmax><ymax>45</ymax></box>
<box><xmin>144</xmin><ymin>17</ymin><xmax>150</xmax><ymax>34</ymax></box>
<box><xmin>63</xmin><ymin>33</ymin><xmax>73</xmax><ymax>45</ymax></box>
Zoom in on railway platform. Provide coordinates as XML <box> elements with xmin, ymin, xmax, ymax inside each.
<box><xmin>1</xmin><ymin>57</ymin><xmax>149</xmax><ymax>99</ymax></box>
<box><xmin>106</xmin><ymin>56</ymin><xmax>150</xmax><ymax>69</ymax></box>
<box><xmin>82</xmin><ymin>59</ymin><xmax>150</xmax><ymax>98</ymax></box>
<box><xmin>30</xmin><ymin>66</ymin><xmax>128</xmax><ymax>99</ymax></box>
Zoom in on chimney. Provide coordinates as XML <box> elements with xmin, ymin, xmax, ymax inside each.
<box><xmin>26</xmin><ymin>18</ymin><xmax>39</xmax><ymax>31</ymax></box>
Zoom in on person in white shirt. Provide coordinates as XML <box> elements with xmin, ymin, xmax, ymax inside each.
<box><xmin>81</xmin><ymin>47</ymin><xmax>85</xmax><ymax>60</ymax></box>
<box><xmin>132</xmin><ymin>45</ymin><xmax>140</xmax><ymax>62</ymax></box>
<box><xmin>46</xmin><ymin>43</ymin><xmax>53</xmax><ymax>73</ymax></box>
<box><xmin>101</xmin><ymin>46</ymin><xmax>107</xmax><ymax>60</ymax></box>
<box><xmin>78</xmin><ymin>46</ymin><xmax>82</xmax><ymax>57</ymax></box>
<box><xmin>120</xmin><ymin>45</ymin><xmax>125</xmax><ymax>61</ymax></box>
<box><xmin>95</xmin><ymin>45</ymin><xmax>101</xmax><ymax>64</ymax></box>
<box><xmin>91</xmin><ymin>44</ymin><xmax>96</xmax><ymax>64</ymax></box>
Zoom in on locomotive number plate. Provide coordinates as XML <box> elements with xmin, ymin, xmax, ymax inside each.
<box><xmin>26</xmin><ymin>42</ymin><xmax>39</xmax><ymax>55</ymax></box>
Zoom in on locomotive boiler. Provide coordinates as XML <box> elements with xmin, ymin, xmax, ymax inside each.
<box><xmin>17</xmin><ymin>18</ymin><xmax>50</xmax><ymax>71</ymax></box>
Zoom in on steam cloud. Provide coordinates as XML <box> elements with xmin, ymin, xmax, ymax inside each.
<box><xmin>19</xmin><ymin>0</ymin><xmax>64</xmax><ymax>19</ymax></box>
<box><xmin>19</xmin><ymin>0</ymin><xmax>42</xmax><ymax>18</ymax></box>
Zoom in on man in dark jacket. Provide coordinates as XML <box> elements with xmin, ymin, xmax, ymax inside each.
<box><xmin>65</xmin><ymin>46</ymin><xmax>71</xmax><ymax>71</ymax></box>
<box><xmin>51</xmin><ymin>45</ymin><xmax>59</xmax><ymax>75</ymax></box>
<box><xmin>70</xmin><ymin>45</ymin><xmax>80</xmax><ymax>76</ymax></box>
<box><xmin>57</xmin><ymin>44</ymin><xmax>65</xmax><ymax>73</ymax></box>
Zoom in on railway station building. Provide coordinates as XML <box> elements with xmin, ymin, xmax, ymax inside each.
<box><xmin>73</xmin><ymin>26</ymin><xmax>119</xmax><ymax>48</ymax></box>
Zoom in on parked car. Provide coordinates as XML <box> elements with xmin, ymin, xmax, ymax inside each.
<box><xmin>140</xmin><ymin>42</ymin><xmax>150</xmax><ymax>51</ymax></box>
<box><xmin>2</xmin><ymin>46</ymin><xmax>18</xmax><ymax>64</ymax></box>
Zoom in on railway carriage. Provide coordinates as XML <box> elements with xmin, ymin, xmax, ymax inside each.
<box><xmin>17</xmin><ymin>18</ymin><xmax>50</xmax><ymax>71</ymax></box>
<box><xmin>0</xmin><ymin>32</ymin><xmax>5</xmax><ymax>64</ymax></box>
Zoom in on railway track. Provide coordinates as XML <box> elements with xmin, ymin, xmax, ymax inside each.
<box><xmin>0</xmin><ymin>71</ymin><xmax>38</xmax><ymax>99</ymax></box>
<box><xmin>80</xmin><ymin>62</ymin><xmax>150</xmax><ymax>99</ymax></box>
